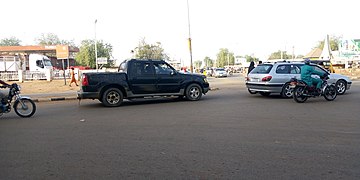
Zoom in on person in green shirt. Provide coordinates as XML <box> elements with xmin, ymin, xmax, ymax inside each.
<box><xmin>301</xmin><ymin>59</ymin><xmax>325</xmax><ymax>93</ymax></box>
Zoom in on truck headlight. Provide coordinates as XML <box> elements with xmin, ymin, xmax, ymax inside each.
<box><xmin>203</xmin><ymin>78</ymin><xmax>208</xmax><ymax>83</ymax></box>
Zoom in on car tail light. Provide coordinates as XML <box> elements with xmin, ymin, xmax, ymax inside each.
<box><xmin>262</xmin><ymin>76</ymin><xmax>272</xmax><ymax>81</ymax></box>
<box><xmin>245</xmin><ymin>77</ymin><xmax>250</xmax><ymax>81</ymax></box>
<box><xmin>82</xmin><ymin>74</ymin><xmax>89</xmax><ymax>86</ymax></box>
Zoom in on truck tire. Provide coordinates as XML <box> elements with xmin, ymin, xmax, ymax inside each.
<box><xmin>185</xmin><ymin>83</ymin><xmax>202</xmax><ymax>101</ymax></box>
<box><xmin>102</xmin><ymin>88</ymin><xmax>123</xmax><ymax>107</ymax></box>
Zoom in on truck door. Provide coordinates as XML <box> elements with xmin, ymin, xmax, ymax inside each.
<box><xmin>127</xmin><ymin>61</ymin><xmax>157</xmax><ymax>94</ymax></box>
<box><xmin>153</xmin><ymin>61</ymin><xmax>182</xmax><ymax>93</ymax></box>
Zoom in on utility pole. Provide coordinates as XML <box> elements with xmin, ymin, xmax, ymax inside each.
<box><xmin>94</xmin><ymin>19</ymin><xmax>98</xmax><ymax>71</ymax></box>
<box><xmin>187</xmin><ymin>0</ymin><xmax>193</xmax><ymax>73</ymax></box>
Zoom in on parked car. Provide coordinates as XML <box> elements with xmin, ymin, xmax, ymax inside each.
<box><xmin>205</xmin><ymin>67</ymin><xmax>214</xmax><ymax>77</ymax></box>
<box><xmin>245</xmin><ymin>61</ymin><xmax>352</xmax><ymax>98</ymax></box>
<box><xmin>213</xmin><ymin>68</ymin><xmax>227</xmax><ymax>78</ymax></box>
<box><xmin>78</xmin><ymin>59</ymin><xmax>210</xmax><ymax>106</ymax></box>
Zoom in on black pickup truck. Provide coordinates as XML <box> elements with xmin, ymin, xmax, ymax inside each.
<box><xmin>77</xmin><ymin>59</ymin><xmax>210</xmax><ymax>106</ymax></box>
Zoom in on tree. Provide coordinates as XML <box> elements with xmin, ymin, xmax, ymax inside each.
<box><xmin>194</xmin><ymin>60</ymin><xmax>202</xmax><ymax>69</ymax></box>
<box><xmin>134</xmin><ymin>38</ymin><xmax>168</xmax><ymax>60</ymax></box>
<box><xmin>35</xmin><ymin>33</ymin><xmax>75</xmax><ymax>46</ymax></box>
<box><xmin>268</xmin><ymin>50</ymin><xmax>292</xmax><ymax>60</ymax></box>
<box><xmin>75</xmin><ymin>39</ymin><xmax>113</xmax><ymax>68</ymax></box>
<box><xmin>244</xmin><ymin>55</ymin><xmax>259</xmax><ymax>62</ymax></box>
<box><xmin>315</xmin><ymin>35</ymin><xmax>341</xmax><ymax>51</ymax></box>
<box><xmin>0</xmin><ymin>36</ymin><xmax>21</xmax><ymax>46</ymax></box>
<box><xmin>203</xmin><ymin>56</ymin><xmax>214</xmax><ymax>67</ymax></box>
<box><xmin>215</xmin><ymin>48</ymin><xmax>234</xmax><ymax>67</ymax></box>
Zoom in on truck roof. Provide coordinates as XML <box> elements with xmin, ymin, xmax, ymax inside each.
<box><xmin>127</xmin><ymin>59</ymin><xmax>165</xmax><ymax>62</ymax></box>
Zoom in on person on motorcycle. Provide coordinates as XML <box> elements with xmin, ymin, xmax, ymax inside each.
<box><xmin>0</xmin><ymin>80</ymin><xmax>11</xmax><ymax>112</ymax></box>
<box><xmin>301</xmin><ymin>59</ymin><xmax>325</xmax><ymax>93</ymax></box>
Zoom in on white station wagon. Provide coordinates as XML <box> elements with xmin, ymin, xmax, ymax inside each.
<box><xmin>245</xmin><ymin>62</ymin><xmax>352</xmax><ymax>98</ymax></box>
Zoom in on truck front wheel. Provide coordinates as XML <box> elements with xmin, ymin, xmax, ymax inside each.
<box><xmin>185</xmin><ymin>84</ymin><xmax>202</xmax><ymax>101</ymax></box>
<box><xmin>102</xmin><ymin>88</ymin><xmax>123</xmax><ymax>107</ymax></box>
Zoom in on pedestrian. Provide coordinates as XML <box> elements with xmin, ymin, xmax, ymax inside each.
<box><xmin>69</xmin><ymin>67</ymin><xmax>78</xmax><ymax>87</ymax></box>
<box><xmin>258</xmin><ymin>61</ymin><xmax>262</xmax><ymax>65</ymax></box>
<box><xmin>248</xmin><ymin>61</ymin><xmax>255</xmax><ymax>74</ymax></box>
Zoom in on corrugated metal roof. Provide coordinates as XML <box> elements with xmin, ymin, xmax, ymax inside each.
<box><xmin>0</xmin><ymin>45</ymin><xmax>79</xmax><ymax>53</ymax></box>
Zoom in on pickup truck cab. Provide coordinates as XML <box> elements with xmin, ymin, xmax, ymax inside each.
<box><xmin>77</xmin><ymin>59</ymin><xmax>210</xmax><ymax>106</ymax></box>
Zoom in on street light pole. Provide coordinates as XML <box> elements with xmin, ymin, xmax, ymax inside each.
<box><xmin>94</xmin><ymin>19</ymin><xmax>98</xmax><ymax>71</ymax></box>
<box><xmin>187</xmin><ymin>0</ymin><xmax>193</xmax><ymax>73</ymax></box>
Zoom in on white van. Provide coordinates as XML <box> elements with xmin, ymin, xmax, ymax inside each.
<box><xmin>29</xmin><ymin>54</ymin><xmax>53</xmax><ymax>72</ymax></box>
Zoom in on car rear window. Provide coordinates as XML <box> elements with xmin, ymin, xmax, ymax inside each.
<box><xmin>250</xmin><ymin>64</ymin><xmax>273</xmax><ymax>74</ymax></box>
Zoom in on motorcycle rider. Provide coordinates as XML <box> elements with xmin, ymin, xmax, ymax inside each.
<box><xmin>0</xmin><ymin>79</ymin><xmax>10</xmax><ymax>112</ymax></box>
<box><xmin>301</xmin><ymin>59</ymin><xmax>325</xmax><ymax>93</ymax></box>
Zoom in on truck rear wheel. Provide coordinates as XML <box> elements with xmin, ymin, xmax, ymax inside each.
<box><xmin>102</xmin><ymin>88</ymin><xmax>123</xmax><ymax>107</ymax></box>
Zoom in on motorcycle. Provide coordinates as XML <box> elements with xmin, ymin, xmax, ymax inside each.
<box><xmin>0</xmin><ymin>83</ymin><xmax>36</xmax><ymax>117</ymax></box>
<box><xmin>290</xmin><ymin>74</ymin><xmax>337</xmax><ymax>103</ymax></box>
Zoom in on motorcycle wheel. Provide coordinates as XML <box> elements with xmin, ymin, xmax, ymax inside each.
<box><xmin>14</xmin><ymin>99</ymin><xmax>36</xmax><ymax>118</ymax></box>
<box><xmin>293</xmin><ymin>86</ymin><xmax>308</xmax><ymax>103</ymax></box>
<box><xmin>323</xmin><ymin>85</ymin><xmax>337</xmax><ymax>101</ymax></box>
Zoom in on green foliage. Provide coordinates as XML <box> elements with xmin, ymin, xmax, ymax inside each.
<box><xmin>215</xmin><ymin>48</ymin><xmax>234</xmax><ymax>67</ymax></box>
<box><xmin>244</xmin><ymin>55</ymin><xmax>259</xmax><ymax>62</ymax></box>
<box><xmin>134</xmin><ymin>38</ymin><xmax>168</xmax><ymax>60</ymax></box>
<box><xmin>36</xmin><ymin>33</ymin><xmax>60</xmax><ymax>45</ymax></box>
<box><xmin>315</xmin><ymin>35</ymin><xmax>341</xmax><ymax>51</ymax></box>
<box><xmin>203</xmin><ymin>56</ymin><xmax>214</xmax><ymax>67</ymax></box>
<box><xmin>35</xmin><ymin>33</ymin><xmax>75</xmax><ymax>46</ymax></box>
<box><xmin>0</xmin><ymin>36</ymin><xmax>21</xmax><ymax>46</ymax></box>
<box><xmin>75</xmin><ymin>39</ymin><xmax>113</xmax><ymax>68</ymax></box>
<box><xmin>194</xmin><ymin>60</ymin><xmax>202</xmax><ymax>69</ymax></box>
<box><xmin>268</xmin><ymin>50</ymin><xmax>292</xmax><ymax>60</ymax></box>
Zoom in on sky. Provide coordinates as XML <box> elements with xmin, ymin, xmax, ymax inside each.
<box><xmin>1</xmin><ymin>0</ymin><xmax>359</xmax><ymax>66</ymax></box>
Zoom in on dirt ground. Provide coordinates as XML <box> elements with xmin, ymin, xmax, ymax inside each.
<box><xmin>10</xmin><ymin>79</ymin><xmax>80</xmax><ymax>94</ymax></box>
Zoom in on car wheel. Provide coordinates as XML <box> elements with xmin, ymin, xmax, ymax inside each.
<box><xmin>102</xmin><ymin>88</ymin><xmax>123</xmax><ymax>107</ymax></box>
<box><xmin>185</xmin><ymin>84</ymin><xmax>202</xmax><ymax>101</ymax></box>
<box><xmin>281</xmin><ymin>83</ymin><xmax>293</xmax><ymax>98</ymax></box>
<box><xmin>259</xmin><ymin>92</ymin><xmax>271</xmax><ymax>96</ymax></box>
<box><xmin>335</xmin><ymin>80</ymin><xmax>346</xmax><ymax>95</ymax></box>
<box><xmin>248</xmin><ymin>88</ymin><xmax>257</xmax><ymax>94</ymax></box>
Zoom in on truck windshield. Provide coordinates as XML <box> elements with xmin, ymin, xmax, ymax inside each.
<box><xmin>43</xmin><ymin>60</ymin><xmax>52</xmax><ymax>66</ymax></box>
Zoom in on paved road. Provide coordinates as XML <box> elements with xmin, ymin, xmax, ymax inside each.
<box><xmin>1</xmin><ymin>74</ymin><xmax>359</xmax><ymax>179</ymax></box>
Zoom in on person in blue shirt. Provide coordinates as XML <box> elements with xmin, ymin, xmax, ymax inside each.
<box><xmin>301</xmin><ymin>59</ymin><xmax>325</xmax><ymax>92</ymax></box>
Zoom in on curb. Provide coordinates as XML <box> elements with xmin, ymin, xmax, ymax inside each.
<box><xmin>33</xmin><ymin>97</ymin><xmax>78</xmax><ymax>102</ymax></box>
